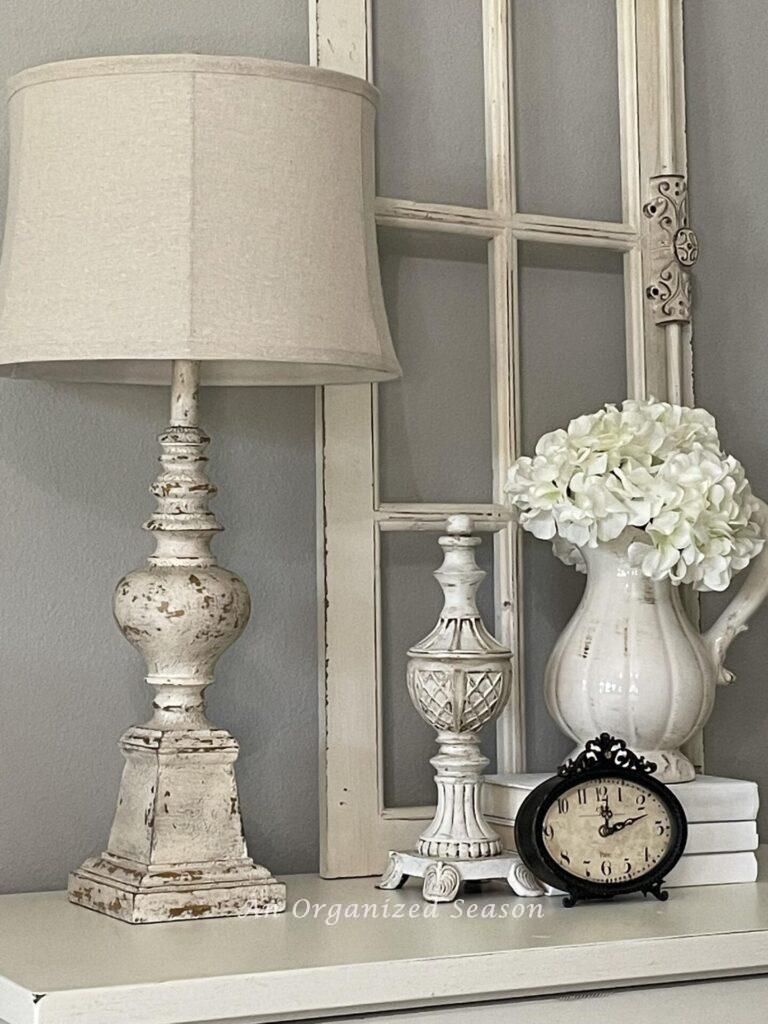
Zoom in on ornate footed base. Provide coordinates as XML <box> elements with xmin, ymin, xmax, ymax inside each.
<box><xmin>69</xmin><ymin>854</ymin><xmax>285</xmax><ymax>923</ymax></box>
<box><xmin>568</xmin><ymin>744</ymin><xmax>695</xmax><ymax>783</ymax></box>
<box><xmin>377</xmin><ymin>850</ymin><xmax>546</xmax><ymax>904</ymax></box>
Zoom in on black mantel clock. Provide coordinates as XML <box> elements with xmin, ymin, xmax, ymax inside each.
<box><xmin>514</xmin><ymin>734</ymin><xmax>688</xmax><ymax>907</ymax></box>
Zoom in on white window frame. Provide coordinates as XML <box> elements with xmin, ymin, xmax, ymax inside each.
<box><xmin>311</xmin><ymin>0</ymin><xmax>695</xmax><ymax>878</ymax></box>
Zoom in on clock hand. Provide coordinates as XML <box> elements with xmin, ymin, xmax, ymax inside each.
<box><xmin>606</xmin><ymin>814</ymin><xmax>647</xmax><ymax>836</ymax></box>
<box><xmin>597</xmin><ymin>796</ymin><xmax>614</xmax><ymax>838</ymax></box>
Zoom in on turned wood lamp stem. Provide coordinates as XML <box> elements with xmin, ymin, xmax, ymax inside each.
<box><xmin>142</xmin><ymin>358</ymin><xmax>224</xmax><ymax>731</ymax></box>
<box><xmin>170</xmin><ymin>359</ymin><xmax>200</xmax><ymax>427</ymax></box>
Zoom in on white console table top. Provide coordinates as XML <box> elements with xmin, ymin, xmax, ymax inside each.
<box><xmin>2</xmin><ymin>849</ymin><xmax>768</xmax><ymax>1024</ymax></box>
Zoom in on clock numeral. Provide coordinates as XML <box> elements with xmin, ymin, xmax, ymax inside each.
<box><xmin>577</xmin><ymin>788</ymin><xmax>587</xmax><ymax>806</ymax></box>
<box><xmin>617</xmin><ymin>786</ymin><xmax>623</xmax><ymax>803</ymax></box>
<box><xmin>636</xmin><ymin>793</ymin><xmax>647</xmax><ymax>808</ymax></box>
<box><xmin>644</xmin><ymin>846</ymin><xmax>650</xmax><ymax>863</ymax></box>
<box><xmin>595</xmin><ymin>785</ymin><xmax>608</xmax><ymax>800</ymax></box>
<box><xmin>601</xmin><ymin>859</ymin><xmax>612</xmax><ymax>877</ymax></box>
<box><xmin>623</xmin><ymin>859</ymin><xmax>632</xmax><ymax>874</ymax></box>
<box><xmin>557</xmin><ymin>797</ymin><xmax>570</xmax><ymax>814</ymax></box>
<box><xmin>559</xmin><ymin>849</ymin><xmax>571</xmax><ymax>865</ymax></box>
<box><xmin>582</xmin><ymin>860</ymin><xmax>591</xmax><ymax>878</ymax></box>
<box><xmin>655</xmin><ymin>820</ymin><xmax>665</xmax><ymax>836</ymax></box>
<box><xmin>543</xmin><ymin>822</ymin><xmax>554</xmax><ymax>840</ymax></box>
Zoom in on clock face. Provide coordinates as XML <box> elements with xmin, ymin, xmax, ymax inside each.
<box><xmin>540</xmin><ymin>774</ymin><xmax>674</xmax><ymax>886</ymax></box>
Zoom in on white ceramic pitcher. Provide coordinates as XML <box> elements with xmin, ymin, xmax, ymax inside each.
<box><xmin>544</xmin><ymin>500</ymin><xmax>768</xmax><ymax>782</ymax></box>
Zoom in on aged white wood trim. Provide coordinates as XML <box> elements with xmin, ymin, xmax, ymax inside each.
<box><xmin>317</xmin><ymin>0</ymin><xmax>698</xmax><ymax>875</ymax></box>
<box><xmin>375</xmin><ymin>195</ymin><xmax>639</xmax><ymax>248</ymax></box>
<box><xmin>624</xmin><ymin>246</ymin><xmax>647</xmax><ymax>399</ymax></box>
<box><xmin>617</xmin><ymin>0</ymin><xmax>641</xmax><ymax>230</ymax></box>
<box><xmin>483</xmin><ymin>0</ymin><xmax>513</xmax><ymax>216</ymax></box>
<box><xmin>657</xmin><ymin>0</ymin><xmax>676</xmax><ymax>172</ymax></box>
<box><xmin>513</xmin><ymin>211</ymin><xmax>636</xmax><ymax>240</ymax></box>
<box><xmin>671</xmin><ymin>0</ymin><xmax>701</xmax><ymax>770</ymax></box>
<box><xmin>666</xmin><ymin>322</ymin><xmax>684</xmax><ymax>404</ymax></box>
<box><xmin>635</xmin><ymin>0</ymin><xmax>690</xmax><ymax>401</ymax></box>
<box><xmin>634</xmin><ymin>0</ymin><xmax>700</xmax><ymax>771</ymax></box>
<box><xmin>377</xmin><ymin>503</ymin><xmax>509</xmax><ymax>516</ymax></box>
<box><xmin>377</xmin><ymin>511</ymin><xmax>510</xmax><ymax>532</ymax></box>
<box><xmin>312</xmin><ymin>0</ymin><xmax>400</xmax><ymax>877</ymax></box>
<box><xmin>511</xmin><ymin>225</ymin><xmax>634</xmax><ymax>250</ymax></box>
<box><xmin>498</xmin><ymin>230</ymin><xmax>526</xmax><ymax>775</ymax></box>
<box><xmin>482</xmin><ymin>0</ymin><xmax>523</xmax><ymax>776</ymax></box>
<box><xmin>309</xmin><ymin>0</ymin><xmax>370</xmax><ymax>74</ymax></box>
<box><xmin>617</xmin><ymin>0</ymin><xmax>646</xmax><ymax>399</ymax></box>
<box><xmin>315</xmin><ymin>387</ymin><xmax>328</xmax><ymax>860</ymax></box>
<box><xmin>378</xmin><ymin>523</ymin><xmax>505</xmax><ymax>536</ymax></box>
<box><xmin>375</xmin><ymin>197</ymin><xmax>503</xmax><ymax>236</ymax></box>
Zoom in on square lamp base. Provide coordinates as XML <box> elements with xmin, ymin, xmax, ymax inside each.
<box><xmin>69</xmin><ymin>855</ymin><xmax>286</xmax><ymax>924</ymax></box>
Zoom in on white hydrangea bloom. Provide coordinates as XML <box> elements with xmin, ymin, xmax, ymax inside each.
<box><xmin>505</xmin><ymin>398</ymin><xmax>763</xmax><ymax>591</ymax></box>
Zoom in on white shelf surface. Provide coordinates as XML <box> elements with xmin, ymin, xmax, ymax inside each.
<box><xmin>2</xmin><ymin>849</ymin><xmax>768</xmax><ymax>1024</ymax></box>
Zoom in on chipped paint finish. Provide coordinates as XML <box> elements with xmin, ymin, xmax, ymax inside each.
<box><xmin>114</xmin><ymin>565</ymin><xmax>250</xmax><ymax>730</ymax></box>
<box><xmin>69</xmin><ymin>361</ymin><xmax>286</xmax><ymax>923</ymax></box>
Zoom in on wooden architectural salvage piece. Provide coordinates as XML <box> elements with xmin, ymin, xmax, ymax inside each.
<box><xmin>378</xmin><ymin>516</ymin><xmax>544</xmax><ymax>903</ymax></box>
<box><xmin>69</xmin><ymin>362</ymin><xmax>286</xmax><ymax>923</ymax></box>
<box><xmin>643</xmin><ymin>173</ymin><xmax>699</xmax><ymax>325</ymax></box>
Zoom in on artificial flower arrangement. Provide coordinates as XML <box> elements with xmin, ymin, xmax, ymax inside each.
<box><xmin>505</xmin><ymin>398</ymin><xmax>764</xmax><ymax>592</ymax></box>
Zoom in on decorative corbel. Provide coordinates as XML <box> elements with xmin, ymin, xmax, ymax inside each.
<box><xmin>643</xmin><ymin>174</ymin><xmax>699</xmax><ymax>325</ymax></box>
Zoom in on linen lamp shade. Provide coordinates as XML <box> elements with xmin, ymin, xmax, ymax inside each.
<box><xmin>0</xmin><ymin>54</ymin><xmax>400</xmax><ymax>385</ymax></box>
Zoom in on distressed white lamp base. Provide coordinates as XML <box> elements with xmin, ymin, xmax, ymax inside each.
<box><xmin>378</xmin><ymin>850</ymin><xmax>545</xmax><ymax>903</ymax></box>
<box><xmin>69</xmin><ymin>729</ymin><xmax>286</xmax><ymax>924</ymax></box>
<box><xmin>67</xmin><ymin>362</ymin><xmax>286</xmax><ymax>923</ymax></box>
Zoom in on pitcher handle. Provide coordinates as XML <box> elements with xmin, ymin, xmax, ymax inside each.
<box><xmin>703</xmin><ymin>496</ymin><xmax>768</xmax><ymax>685</ymax></box>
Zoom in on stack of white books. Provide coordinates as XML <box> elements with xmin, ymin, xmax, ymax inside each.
<box><xmin>483</xmin><ymin>774</ymin><xmax>759</xmax><ymax>887</ymax></box>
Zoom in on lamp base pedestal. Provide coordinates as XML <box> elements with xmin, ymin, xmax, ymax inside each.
<box><xmin>377</xmin><ymin>850</ymin><xmax>547</xmax><ymax>904</ymax></box>
<box><xmin>69</xmin><ymin>856</ymin><xmax>285</xmax><ymax>924</ymax></box>
<box><xmin>68</xmin><ymin>725</ymin><xmax>286</xmax><ymax>923</ymax></box>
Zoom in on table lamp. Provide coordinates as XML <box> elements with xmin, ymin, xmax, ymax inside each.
<box><xmin>0</xmin><ymin>54</ymin><xmax>400</xmax><ymax>923</ymax></box>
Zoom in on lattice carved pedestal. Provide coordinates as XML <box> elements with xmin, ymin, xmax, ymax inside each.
<box><xmin>377</xmin><ymin>516</ymin><xmax>544</xmax><ymax>904</ymax></box>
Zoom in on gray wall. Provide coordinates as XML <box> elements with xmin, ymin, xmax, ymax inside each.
<box><xmin>0</xmin><ymin>0</ymin><xmax>316</xmax><ymax>893</ymax></box>
<box><xmin>4</xmin><ymin>0</ymin><xmax>764</xmax><ymax>895</ymax></box>
<box><xmin>685</xmin><ymin>0</ymin><xmax>768</xmax><ymax>832</ymax></box>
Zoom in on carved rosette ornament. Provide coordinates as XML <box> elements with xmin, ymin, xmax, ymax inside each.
<box><xmin>377</xmin><ymin>516</ymin><xmax>544</xmax><ymax>902</ymax></box>
<box><xmin>643</xmin><ymin>174</ymin><xmax>699</xmax><ymax>325</ymax></box>
<box><xmin>69</xmin><ymin>362</ymin><xmax>286</xmax><ymax>923</ymax></box>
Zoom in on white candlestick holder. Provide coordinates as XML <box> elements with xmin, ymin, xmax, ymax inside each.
<box><xmin>377</xmin><ymin>516</ymin><xmax>544</xmax><ymax>903</ymax></box>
